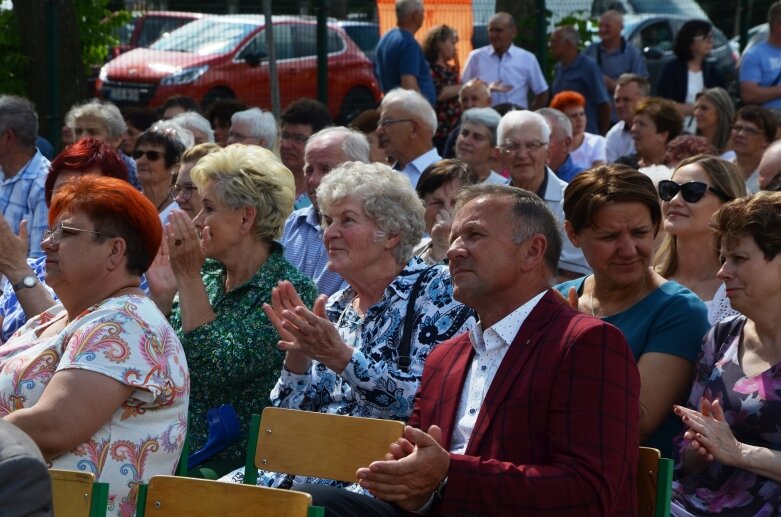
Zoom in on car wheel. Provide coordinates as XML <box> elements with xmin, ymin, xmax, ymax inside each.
<box><xmin>338</xmin><ymin>87</ymin><xmax>378</xmax><ymax>125</ymax></box>
<box><xmin>201</xmin><ymin>87</ymin><xmax>235</xmax><ymax>111</ymax></box>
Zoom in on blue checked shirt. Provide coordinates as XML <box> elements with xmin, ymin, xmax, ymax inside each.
<box><xmin>0</xmin><ymin>150</ymin><xmax>50</xmax><ymax>258</ymax></box>
<box><xmin>280</xmin><ymin>205</ymin><xmax>346</xmax><ymax>297</ymax></box>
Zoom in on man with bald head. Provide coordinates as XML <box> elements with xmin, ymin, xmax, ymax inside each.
<box><xmin>757</xmin><ymin>139</ymin><xmax>781</xmax><ymax>189</ymax></box>
<box><xmin>376</xmin><ymin>88</ymin><xmax>440</xmax><ymax>186</ymax></box>
<box><xmin>550</xmin><ymin>25</ymin><xmax>612</xmax><ymax>135</ymax></box>
<box><xmin>443</xmin><ymin>79</ymin><xmax>493</xmax><ymax>158</ymax></box>
<box><xmin>584</xmin><ymin>10</ymin><xmax>648</xmax><ymax>96</ymax></box>
<box><xmin>280</xmin><ymin>126</ymin><xmax>370</xmax><ymax>296</ymax></box>
<box><xmin>375</xmin><ymin>0</ymin><xmax>436</xmax><ymax>106</ymax></box>
<box><xmin>462</xmin><ymin>12</ymin><xmax>549</xmax><ymax>109</ymax></box>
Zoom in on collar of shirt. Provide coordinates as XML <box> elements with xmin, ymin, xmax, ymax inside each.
<box><xmin>202</xmin><ymin>242</ymin><xmax>287</xmax><ymax>292</ymax></box>
<box><xmin>302</xmin><ymin>204</ymin><xmax>322</xmax><ymax>231</ymax></box>
<box><xmin>488</xmin><ymin>43</ymin><xmax>517</xmax><ymax>60</ymax></box>
<box><xmin>599</xmin><ymin>37</ymin><xmax>628</xmax><ymax>54</ymax></box>
<box><xmin>404</xmin><ymin>148</ymin><xmax>441</xmax><ymax>177</ymax></box>
<box><xmin>1</xmin><ymin>149</ymin><xmax>45</xmax><ymax>185</ymax></box>
<box><xmin>468</xmin><ymin>290</ymin><xmax>547</xmax><ymax>354</ymax></box>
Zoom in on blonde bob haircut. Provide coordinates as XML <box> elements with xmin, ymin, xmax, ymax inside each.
<box><xmin>316</xmin><ymin>161</ymin><xmax>425</xmax><ymax>265</ymax></box>
<box><xmin>190</xmin><ymin>143</ymin><xmax>295</xmax><ymax>242</ymax></box>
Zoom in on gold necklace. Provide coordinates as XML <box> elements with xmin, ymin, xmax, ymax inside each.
<box><xmin>589</xmin><ymin>271</ymin><xmax>648</xmax><ymax>318</ymax></box>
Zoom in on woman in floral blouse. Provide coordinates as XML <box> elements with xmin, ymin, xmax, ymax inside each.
<box><xmin>165</xmin><ymin>145</ymin><xmax>316</xmax><ymax>474</ymax></box>
<box><xmin>0</xmin><ymin>176</ymin><xmax>189</xmax><ymax>517</ymax></box>
<box><xmin>422</xmin><ymin>24</ymin><xmax>462</xmax><ymax>154</ymax></box>
<box><xmin>224</xmin><ymin>161</ymin><xmax>474</xmax><ymax>487</ymax></box>
<box><xmin>672</xmin><ymin>192</ymin><xmax>781</xmax><ymax>516</ymax></box>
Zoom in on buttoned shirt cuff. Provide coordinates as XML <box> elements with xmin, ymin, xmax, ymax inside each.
<box><xmin>279</xmin><ymin>365</ymin><xmax>313</xmax><ymax>394</ymax></box>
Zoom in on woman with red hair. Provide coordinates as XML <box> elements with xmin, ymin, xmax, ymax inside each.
<box><xmin>551</xmin><ymin>90</ymin><xmax>607</xmax><ymax>170</ymax></box>
<box><xmin>0</xmin><ymin>176</ymin><xmax>189</xmax><ymax>516</ymax></box>
<box><xmin>0</xmin><ymin>138</ymin><xmax>132</xmax><ymax>343</ymax></box>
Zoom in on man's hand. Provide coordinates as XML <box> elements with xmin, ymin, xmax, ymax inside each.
<box><xmin>356</xmin><ymin>425</ymin><xmax>450</xmax><ymax>511</ymax></box>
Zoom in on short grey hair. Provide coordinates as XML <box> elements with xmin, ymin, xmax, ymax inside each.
<box><xmin>306</xmin><ymin>126</ymin><xmax>370</xmax><ymax>163</ymax></box>
<box><xmin>461</xmin><ymin>107</ymin><xmax>502</xmax><ymax>145</ymax></box>
<box><xmin>537</xmin><ymin>107</ymin><xmax>573</xmax><ymax>139</ymax></box>
<box><xmin>190</xmin><ymin>144</ymin><xmax>295</xmax><ymax>242</ymax></box>
<box><xmin>69</xmin><ymin>99</ymin><xmax>127</xmax><ymax>139</ymax></box>
<box><xmin>0</xmin><ymin>96</ymin><xmax>38</xmax><ymax>147</ymax></box>
<box><xmin>150</xmin><ymin>119</ymin><xmax>195</xmax><ymax>149</ymax></box>
<box><xmin>381</xmin><ymin>88</ymin><xmax>437</xmax><ymax>135</ymax></box>
<box><xmin>396</xmin><ymin>0</ymin><xmax>423</xmax><ymax>19</ymax></box>
<box><xmin>497</xmin><ymin>110</ymin><xmax>551</xmax><ymax>145</ymax></box>
<box><xmin>557</xmin><ymin>25</ymin><xmax>580</xmax><ymax>46</ymax></box>
<box><xmin>232</xmin><ymin>108</ymin><xmax>278</xmax><ymax>149</ymax></box>
<box><xmin>317</xmin><ymin>162</ymin><xmax>425</xmax><ymax>265</ymax></box>
<box><xmin>456</xmin><ymin>184</ymin><xmax>562</xmax><ymax>275</ymax></box>
<box><xmin>173</xmin><ymin>111</ymin><xmax>214</xmax><ymax>143</ymax></box>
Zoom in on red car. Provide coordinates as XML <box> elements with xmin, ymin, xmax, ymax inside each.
<box><xmin>98</xmin><ymin>14</ymin><xmax>381</xmax><ymax>123</ymax></box>
<box><xmin>111</xmin><ymin>11</ymin><xmax>203</xmax><ymax>58</ymax></box>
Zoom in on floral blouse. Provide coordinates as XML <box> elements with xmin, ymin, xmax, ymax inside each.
<box><xmin>0</xmin><ymin>295</ymin><xmax>189</xmax><ymax>517</ymax></box>
<box><xmin>169</xmin><ymin>244</ymin><xmax>317</xmax><ymax>464</ymax></box>
<box><xmin>671</xmin><ymin>315</ymin><xmax>781</xmax><ymax>516</ymax></box>
<box><xmin>431</xmin><ymin>62</ymin><xmax>461</xmax><ymax>145</ymax></box>
<box><xmin>221</xmin><ymin>257</ymin><xmax>475</xmax><ymax>486</ymax></box>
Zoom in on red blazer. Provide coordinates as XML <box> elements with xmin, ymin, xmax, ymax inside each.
<box><xmin>410</xmin><ymin>290</ymin><xmax>640</xmax><ymax>516</ymax></box>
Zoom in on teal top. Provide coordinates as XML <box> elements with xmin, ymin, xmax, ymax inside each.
<box><xmin>170</xmin><ymin>243</ymin><xmax>317</xmax><ymax>463</ymax></box>
<box><xmin>555</xmin><ymin>278</ymin><xmax>709</xmax><ymax>457</ymax></box>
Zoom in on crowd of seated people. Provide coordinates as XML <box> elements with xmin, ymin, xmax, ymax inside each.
<box><xmin>6</xmin><ymin>5</ymin><xmax>781</xmax><ymax>511</ymax></box>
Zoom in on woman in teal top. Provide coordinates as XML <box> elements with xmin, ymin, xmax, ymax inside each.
<box><xmin>556</xmin><ymin>164</ymin><xmax>709</xmax><ymax>457</ymax></box>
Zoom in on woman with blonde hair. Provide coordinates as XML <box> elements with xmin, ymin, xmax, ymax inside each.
<box><xmin>654</xmin><ymin>155</ymin><xmax>746</xmax><ymax>323</ymax></box>
<box><xmin>166</xmin><ymin>144</ymin><xmax>317</xmax><ymax>474</ymax></box>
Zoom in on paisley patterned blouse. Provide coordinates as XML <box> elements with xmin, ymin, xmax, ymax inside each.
<box><xmin>671</xmin><ymin>315</ymin><xmax>781</xmax><ymax>516</ymax></box>
<box><xmin>0</xmin><ymin>295</ymin><xmax>189</xmax><ymax>517</ymax></box>
<box><xmin>222</xmin><ymin>257</ymin><xmax>475</xmax><ymax>486</ymax></box>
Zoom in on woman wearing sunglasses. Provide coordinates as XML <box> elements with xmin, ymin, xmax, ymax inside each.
<box><xmin>133</xmin><ymin>126</ymin><xmax>186</xmax><ymax>223</ymax></box>
<box><xmin>655</xmin><ymin>155</ymin><xmax>746</xmax><ymax>324</ymax></box>
<box><xmin>557</xmin><ymin>164</ymin><xmax>710</xmax><ymax>457</ymax></box>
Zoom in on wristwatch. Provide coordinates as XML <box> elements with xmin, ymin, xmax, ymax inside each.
<box><xmin>12</xmin><ymin>275</ymin><xmax>38</xmax><ymax>291</ymax></box>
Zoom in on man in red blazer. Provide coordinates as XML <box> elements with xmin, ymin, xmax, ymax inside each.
<box><xmin>299</xmin><ymin>185</ymin><xmax>641</xmax><ymax>516</ymax></box>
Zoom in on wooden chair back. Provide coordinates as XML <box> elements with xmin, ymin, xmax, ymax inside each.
<box><xmin>637</xmin><ymin>447</ymin><xmax>660</xmax><ymax>517</ymax></box>
<box><xmin>138</xmin><ymin>475</ymin><xmax>312</xmax><ymax>517</ymax></box>
<box><xmin>50</xmin><ymin>469</ymin><xmax>96</xmax><ymax>517</ymax></box>
<box><xmin>251</xmin><ymin>407</ymin><xmax>405</xmax><ymax>483</ymax></box>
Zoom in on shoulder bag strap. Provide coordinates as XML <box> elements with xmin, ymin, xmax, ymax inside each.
<box><xmin>398</xmin><ymin>266</ymin><xmax>436</xmax><ymax>372</ymax></box>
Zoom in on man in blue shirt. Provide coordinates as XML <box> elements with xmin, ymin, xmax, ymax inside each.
<box><xmin>374</xmin><ymin>0</ymin><xmax>437</xmax><ymax>107</ymax></box>
<box><xmin>550</xmin><ymin>25</ymin><xmax>612</xmax><ymax>136</ymax></box>
<box><xmin>740</xmin><ymin>1</ymin><xmax>781</xmax><ymax>109</ymax></box>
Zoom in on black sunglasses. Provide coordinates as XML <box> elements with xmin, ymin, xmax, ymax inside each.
<box><xmin>658</xmin><ymin>180</ymin><xmax>731</xmax><ymax>203</ymax></box>
<box><xmin>132</xmin><ymin>149</ymin><xmax>163</xmax><ymax>161</ymax></box>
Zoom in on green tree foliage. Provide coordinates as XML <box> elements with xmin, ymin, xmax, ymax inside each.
<box><xmin>0</xmin><ymin>0</ymin><xmax>129</xmax><ymax>95</ymax></box>
<box><xmin>0</xmin><ymin>8</ymin><xmax>28</xmax><ymax>94</ymax></box>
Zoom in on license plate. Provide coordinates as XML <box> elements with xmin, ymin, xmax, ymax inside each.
<box><xmin>107</xmin><ymin>87</ymin><xmax>140</xmax><ymax>102</ymax></box>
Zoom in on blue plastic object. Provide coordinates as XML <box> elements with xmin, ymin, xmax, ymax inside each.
<box><xmin>187</xmin><ymin>404</ymin><xmax>241</xmax><ymax>469</ymax></box>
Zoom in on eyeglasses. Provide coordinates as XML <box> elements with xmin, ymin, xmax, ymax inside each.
<box><xmin>170</xmin><ymin>184</ymin><xmax>197</xmax><ymax>201</ymax></box>
<box><xmin>500</xmin><ymin>140</ymin><xmax>548</xmax><ymax>154</ymax></box>
<box><xmin>731</xmin><ymin>124</ymin><xmax>761</xmax><ymax>137</ymax></box>
<box><xmin>42</xmin><ymin>222</ymin><xmax>116</xmax><ymax>246</ymax></box>
<box><xmin>693</xmin><ymin>33</ymin><xmax>714</xmax><ymax>42</ymax></box>
<box><xmin>658</xmin><ymin>180</ymin><xmax>731</xmax><ymax>203</ymax></box>
<box><xmin>132</xmin><ymin>149</ymin><xmax>163</xmax><ymax>161</ymax></box>
<box><xmin>228</xmin><ymin>131</ymin><xmax>259</xmax><ymax>141</ymax></box>
<box><xmin>377</xmin><ymin>118</ymin><xmax>414</xmax><ymax>128</ymax></box>
<box><xmin>280</xmin><ymin>131</ymin><xmax>309</xmax><ymax>144</ymax></box>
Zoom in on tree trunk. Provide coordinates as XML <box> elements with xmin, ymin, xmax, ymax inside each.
<box><xmin>14</xmin><ymin>0</ymin><xmax>86</xmax><ymax>149</ymax></box>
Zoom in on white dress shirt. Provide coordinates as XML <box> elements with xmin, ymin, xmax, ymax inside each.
<box><xmin>461</xmin><ymin>44</ymin><xmax>548</xmax><ymax>108</ymax></box>
<box><xmin>450</xmin><ymin>290</ymin><xmax>547</xmax><ymax>454</ymax></box>
<box><xmin>403</xmin><ymin>148</ymin><xmax>441</xmax><ymax>187</ymax></box>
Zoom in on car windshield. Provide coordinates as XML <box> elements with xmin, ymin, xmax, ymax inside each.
<box><xmin>151</xmin><ymin>18</ymin><xmax>257</xmax><ymax>55</ymax></box>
